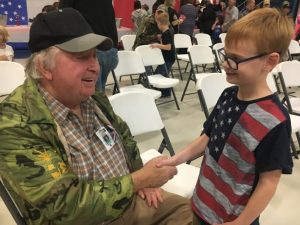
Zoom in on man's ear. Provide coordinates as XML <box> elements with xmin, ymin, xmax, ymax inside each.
<box><xmin>36</xmin><ymin>57</ymin><xmax>53</xmax><ymax>80</ymax></box>
<box><xmin>264</xmin><ymin>52</ymin><xmax>280</xmax><ymax>72</ymax></box>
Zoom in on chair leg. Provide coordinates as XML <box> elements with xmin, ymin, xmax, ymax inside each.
<box><xmin>181</xmin><ymin>70</ymin><xmax>193</xmax><ymax>101</ymax></box>
<box><xmin>291</xmin><ymin>137</ymin><xmax>299</xmax><ymax>159</ymax></box>
<box><xmin>171</xmin><ymin>88</ymin><xmax>180</xmax><ymax>110</ymax></box>
<box><xmin>176</xmin><ymin>58</ymin><xmax>183</xmax><ymax>80</ymax></box>
<box><xmin>184</xmin><ymin>62</ymin><xmax>189</xmax><ymax>73</ymax></box>
<box><xmin>159</xmin><ymin>128</ymin><xmax>175</xmax><ymax>156</ymax></box>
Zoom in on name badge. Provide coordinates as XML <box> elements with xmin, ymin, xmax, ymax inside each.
<box><xmin>96</xmin><ymin>127</ymin><xmax>115</xmax><ymax>151</ymax></box>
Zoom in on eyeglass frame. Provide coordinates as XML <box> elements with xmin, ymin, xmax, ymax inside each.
<box><xmin>217</xmin><ymin>48</ymin><xmax>269</xmax><ymax>70</ymax></box>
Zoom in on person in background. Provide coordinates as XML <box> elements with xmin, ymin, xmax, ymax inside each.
<box><xmin>281</xmin><ymin>1</ymin><xmax>292</xmax><ymax>17</ymax></box>
<box><xmin>59</xmin><ymin>0</ymin><xmax>119</xmax><ymax>93</ymax></box>
<box><xmin>239</xmin><ymin>0</ymin><xmax>256</xmax><ymax>18</ymax></box>
<box><xmin>164</xmin><ymin>0</ymin><xmax>184</xmax><ymax>33</ymax></box>
<box><xmin>198</xmin><ymin>0</ymin><xmax>216</xmax><ymax>35</ymax></box>
<box><xmin>131</xmin><ymin>0</ymin><xmax>148</xmax><ymax>32</ymax></box>
<box><xmin>179</xmin><ymin>0</ymin><xmax>198</xmax><ymax>38</ymax></box>
<box><xmin>0</xmin><ymin>25</ymin><xmax>14</xmax><ymax>61</ymax></box>
<box><xmin>150</xmin><ymin>12</ymin><xmax>176</xmax><ymax>97</ymax></box>
<box><xmin>52</xmin><ymin>1</ymin><xmax>59</xmax><ymax>10</ymax></box>
<box><xmin>142</xmin><ymin>3</ymin><xmax>151</xmax><ymax>16</ymax></box>
<box><xmin>158</xmin><ymin>8</ymin><xmax>294</xmax><ymax>225</ymax></box>
<box><xmin>133</xmin><ymin>8</ymin><xmax>165</xmax><ymax>49</ymax></box>
<box><xmin>0</xmin><ymin>8</ymin><xmax>193</xmax><ymax>225</ymax></box>
<box><xmin>211</xmin><ymin>15</ymin><xmax>224</xmax><ymax>44</ymax></box>
<box><xmin>152</xmin><ymin>0</ymin><xmax>165</xmax><ymax>14</ymax></box>
<box><xmin>222</xmin><ymin>0</ymin><xmax>239</xmax><ymax>32</ymax></box>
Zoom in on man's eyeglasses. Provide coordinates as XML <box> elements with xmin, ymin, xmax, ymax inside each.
<box><xmin>217</xmin><ymin>48</ymin><xmax>269</xmax><ymax>70</ymax></box>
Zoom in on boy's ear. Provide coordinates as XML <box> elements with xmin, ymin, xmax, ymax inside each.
<box><xmin>264</xmin><ymin>52</ymin><xmax>280</xmax><ymax>72</ymax></box>
<box><xmin>36</xmin><ymin>58</ymin><xmax>53</xmax><ymax>80</ymax></box>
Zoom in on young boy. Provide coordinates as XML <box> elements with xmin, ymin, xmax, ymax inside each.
<box><xmin>150</xmin><ymin>12</ymin><xmax>175</xmax><ymax>97</ymax></box>
<box><xmin>158</xmin><ymin>8</ymin><xmax>294</xmax><ymax>225</ymax></box>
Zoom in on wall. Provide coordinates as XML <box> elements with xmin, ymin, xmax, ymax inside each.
<box><xmin>27</xmin><ymin>0</ymin><xmax>55</xmax><ymax>20</ymax></box>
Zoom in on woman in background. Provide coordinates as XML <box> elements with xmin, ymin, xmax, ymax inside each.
<box><xmin>179</xmin><ymin>0</ymin><xmax>197</xmax><ymax>38</ymax></box>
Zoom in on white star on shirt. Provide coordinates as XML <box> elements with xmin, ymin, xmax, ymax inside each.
<box><xmin>13</xmin><ymin>11</ymin><xmax>17</xmax><ymax>15</ymax></box>
<box><xmin>235</xmin><ymin>106</ymin><xmax>240</xmax><ymax>112</ymax></box>
<box><xmin>18</xmin><ymin>4</ymin><xmax>22</xmax><ymax>9</ymax></box>
<box><xmin>214</xmin><ymin>135</ymin><xmax>217</xmax><ymax>140</ymax></box>
<box><xmin>221</xmin><ymin>132</ymin><xmax>226</xmax><ymax>138</ymax></box>
<box><xmin>220</xmin><ymin>120</ymin><xmax>224</xmax><ymax>126</ymax></box>
<box><xmin>221</xmin><ymin>110</ymin><xmax>225</xmax><ymax>115</ymax></box>
<box><xmin>228</xmin><ymin>118</ymin><xmax>232</xmax><ymax>124</ymax></box>
<box><xmin>1</xmin><ymin>4</ymin><xmax>4</xmax><ymax>8</ymax></box>
<box><xmin>8</xmin><ymin>2</ymin><xmax>12</xmax><ymax>6</ymax></box>
<box><xmin>215</xmin><ymin>147</ymin><xmax>219</xmax><ymax>152</ymax></box>
<box><xmin>228</xmin><ymin>107</ymin><xmax>232</xmax><ymax>112</ymax></box>
<box><xmin>223</xmin><ymin>100</ymin><xmax>227</xmax><ymax>105</ymax></box>
<box><xmin>224</xmin><ymin>92</ymin><xmax>228</xmax><ymax>96</ymax></box>
<box><xmin>21</xmin><ymin>17</ymin><xmax>25</xmax><ymax>20</ymax></box>
<box><xmin>9</xmin><ymin>17</ymin><xmax>13</xmax><ymax>21</ymax></box>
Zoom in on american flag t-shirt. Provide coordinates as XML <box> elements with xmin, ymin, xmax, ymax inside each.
<box><xmin>0</xmin><ymin>0</ymin><xmax>28</xmax><ymax>25</ymax></box>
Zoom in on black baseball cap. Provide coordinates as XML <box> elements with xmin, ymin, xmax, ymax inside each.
<box><xmin>28</xmin><ymin>8</ymin><xmax>113</xmax><ymax>53</ymax></box>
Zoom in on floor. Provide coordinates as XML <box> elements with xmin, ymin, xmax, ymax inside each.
<box><xmin>1</xmin><ymin>58</ymin><xmax>300</xmax><ymax>224</ymax></box>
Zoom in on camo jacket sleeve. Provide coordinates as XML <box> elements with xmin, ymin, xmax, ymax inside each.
<box><xmin>0</xmin><ymin>79</ymin><xmax>141</xmax><ymax>225</ymax></box>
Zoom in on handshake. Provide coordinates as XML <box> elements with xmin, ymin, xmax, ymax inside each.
<box><xmin>131</xmin><ymin>156</ymin><xmax>177</xmax><ymax>192</ymax></box>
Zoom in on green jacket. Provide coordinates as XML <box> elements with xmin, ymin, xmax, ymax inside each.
<box><xmin>133</xmin><ymin>14</ymin><xmax>160</xmax><ymax>49</ymax></box>
<box><xmin>0</xmin><ymin>78</ymin><xmax>143</xmax><ymax>225</ymax></box>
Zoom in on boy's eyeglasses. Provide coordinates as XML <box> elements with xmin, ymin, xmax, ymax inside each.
<box><xmin>217</xmin><ymin>48</ymin><xmax>269</xmax><ymax>70</ymax></box>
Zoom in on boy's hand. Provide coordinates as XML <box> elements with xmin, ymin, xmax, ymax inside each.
<box><xmin>150</xmin><ymin>43</ymin><xmax>159</xmax><ymax>48</ymax></box>
<box><xmin>156</xmin><ymin>156</ymin><xmax>176</xmax><ymax>167</ymax></box>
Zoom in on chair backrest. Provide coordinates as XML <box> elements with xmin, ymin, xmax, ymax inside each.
<box><xmin>288</xmin><ymin>39</ymin><xmax>300</xmax><ymax>55</ymax></box>
<box><xmin>194</xmin><ymin>33</ymin><xmax>212</xmax><ymax>46</ymax></box>
<box><xmin>121</xmin><ymin>34</ymin><xmax>136</xmax><ymax>50</ymax></box>
<box><xmin>212</xmin><ymin>42</ymin><xmax>224</xmax><ymax>72</ymax></box>
<box><xmin>135</xmin><ymin>45</ymin><xmax>165</xmax><ymax>67</ymax></box>
<box><xmin>219</xmin><ymin>33</ymin><xmax>227</xmax><ymax>43</ymax></box>
<box><xmin>174</xmin><ymin>33</ymin><xmax>192</xmax><ymax>49</ymax></box>
<box><xmin>278</xmin><ymin>61</ymin><xmax>300</xmax><ymax>87</ymax></box>
<box><xmin>113</xmin><ymin>50</ymin><xmax>146</xmax><ymax>78</ymax></box>
<box><xmin>0</xmin><ymin>178</ymin><xmax>26</xmax><ymax>225</ymax></box>
<box><xmin>196</xmin><ymin>73</ymin><xmax>232</xmax><ymax>118</ymax></box>
<box><xmin>277</xmin><ymin>61</ymin><xmax>300</xmax><ymax>114</ymax></box>
<box><xmin>188</xmin><ymin>45</ymin><xmax>215</xmax><ymax>65</ymax></box>
<box><xmin>109</xmin><ymin>91</ymin><xmax>164</xmax><ymax>136</ymax></box>
<box><xmin>0</xmin><ymin>61</ymin><xmax>25</xmax><ymax>96</ymax></box>
<box><xmin>266</xmin><ymin>72</ymin><xmax>278</xmax><ymax>93</ymax></box>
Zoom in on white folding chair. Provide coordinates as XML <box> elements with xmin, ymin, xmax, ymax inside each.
<box><xmin>112</xmin><ymin>50</ymin><xmax>161</xmax><ymax>99</ymax></box>
<box><xmin>109</xmin><ymin>91</ymin><xmax>199</xmax><ymax>197</ymax></box>
<box><xmin>0</xmin><ymin>61</ymin><xmax>25</xmax><ymax>97</ymax></box>
<box><xmin>194</xmin><ymin>33</ymin><xmax>212</xmax><ymax>46</ymax></box>
<box><xmin>288</xmin><ymin>39</ymin><xmax>300</xmax><ymax>60</ymax></box>
<box><xmin>174</xmin><ymin>33</ymin><xmax>193</xmax><ymax>80</ymax></box>
<box><xmin>196</xmin><ymin>73</ymin><xmax>232</xmax><ymax>118</ymax></box>
<box><xmin>212</xmin><ymin>42</ymin><xmax>225</xmax><ymax>73</ymax></box>
<box><xmin>0</xmin><ymin>177</ymin><xmax>26</xmax><ymax>225</ymax></box>
<box><xmin>278</xmin><ymin>61</ymin><xmax>300</xmax><ymax>115</ymax></box>
<box><xmin>135</xmin><ymin>45</ymin><xmax>180</xmax><ymax>110</ymax></box>
<box><xmin>181</xmin><ymin>45</ymin><xmax>218</xmax><ymax>101</ymax></box>
<box><xmin>219</xmin><ymin>33</ymin><xmax>227</xmax><ymax>43</ymax></box>
<box><xmin>267</xmin><ymin>71</ymin><xmax>300</xmax><ymax>158</ymax></box>
<box><xmin>121</xmin><ymin>34</ymin><xmax>136</xmax><ymax>50</ymax></box>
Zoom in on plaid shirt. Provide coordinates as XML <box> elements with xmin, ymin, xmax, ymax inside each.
<box><xmin>39</xmin><ymin>87</ymin><xmax>129</xmax><ymax>181</ymax></box>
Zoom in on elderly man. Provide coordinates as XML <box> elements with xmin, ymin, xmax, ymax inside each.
<box><xmin>0</xmin><ymin>8</ymin><xmax>192</xmax><ymax>225</ymax></box>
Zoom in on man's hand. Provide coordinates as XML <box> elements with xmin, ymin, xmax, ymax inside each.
<box><xmin>131</xmin><ymin>156</ymin><xmax>177</xmax><ymax>192</ymax></box>
<box><xmin>137</xmin><ymin>187</ymin><xmax>163</xmax><ymax>208</ymax></box>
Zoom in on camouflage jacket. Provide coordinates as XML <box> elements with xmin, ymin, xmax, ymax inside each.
<box><xmin>0</xmin><ymin>78</ymin><xmax>143</xmax><ymax>225</ymax></box>
<box><xmin>133</xmin><ymin>14</ymin><xmax>160</xmax><ymax>49</ymax></box>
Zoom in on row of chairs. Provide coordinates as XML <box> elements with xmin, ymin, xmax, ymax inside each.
<box><xmin>112</xmin><ymin>47</ymin><xmax>180</xmax><ymax>110</ymax></box>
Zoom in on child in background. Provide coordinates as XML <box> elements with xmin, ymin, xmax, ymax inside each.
<box><xmin>158</xmin><ymin>8</ymin><xmax>294</xmax><ymax>224</ymax></box>
<box><xmin>0</xmin><ymin>25</ymin><xmax>14</xmax><ymax>61</ymax></box>
<box><xmin>211</xmin><ymin>15</ymin><xmax>224</xmax><ymax>44</ymax></box>
<box><xmin>150</xmin><ymin>12</ymin><xmax>175</xmax><ymax>97</ymax></box>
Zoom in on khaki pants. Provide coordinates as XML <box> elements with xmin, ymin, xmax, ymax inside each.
<box><xmin>109</xmin><ymin>190</ymin><xmax>193</xmax><ymax>225</ymax></box>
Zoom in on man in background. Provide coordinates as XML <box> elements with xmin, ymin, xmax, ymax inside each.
<box><xmin>59</xmin><ymin>0</ymin><xmax>119</xmax><ymax>92</ymax></box>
